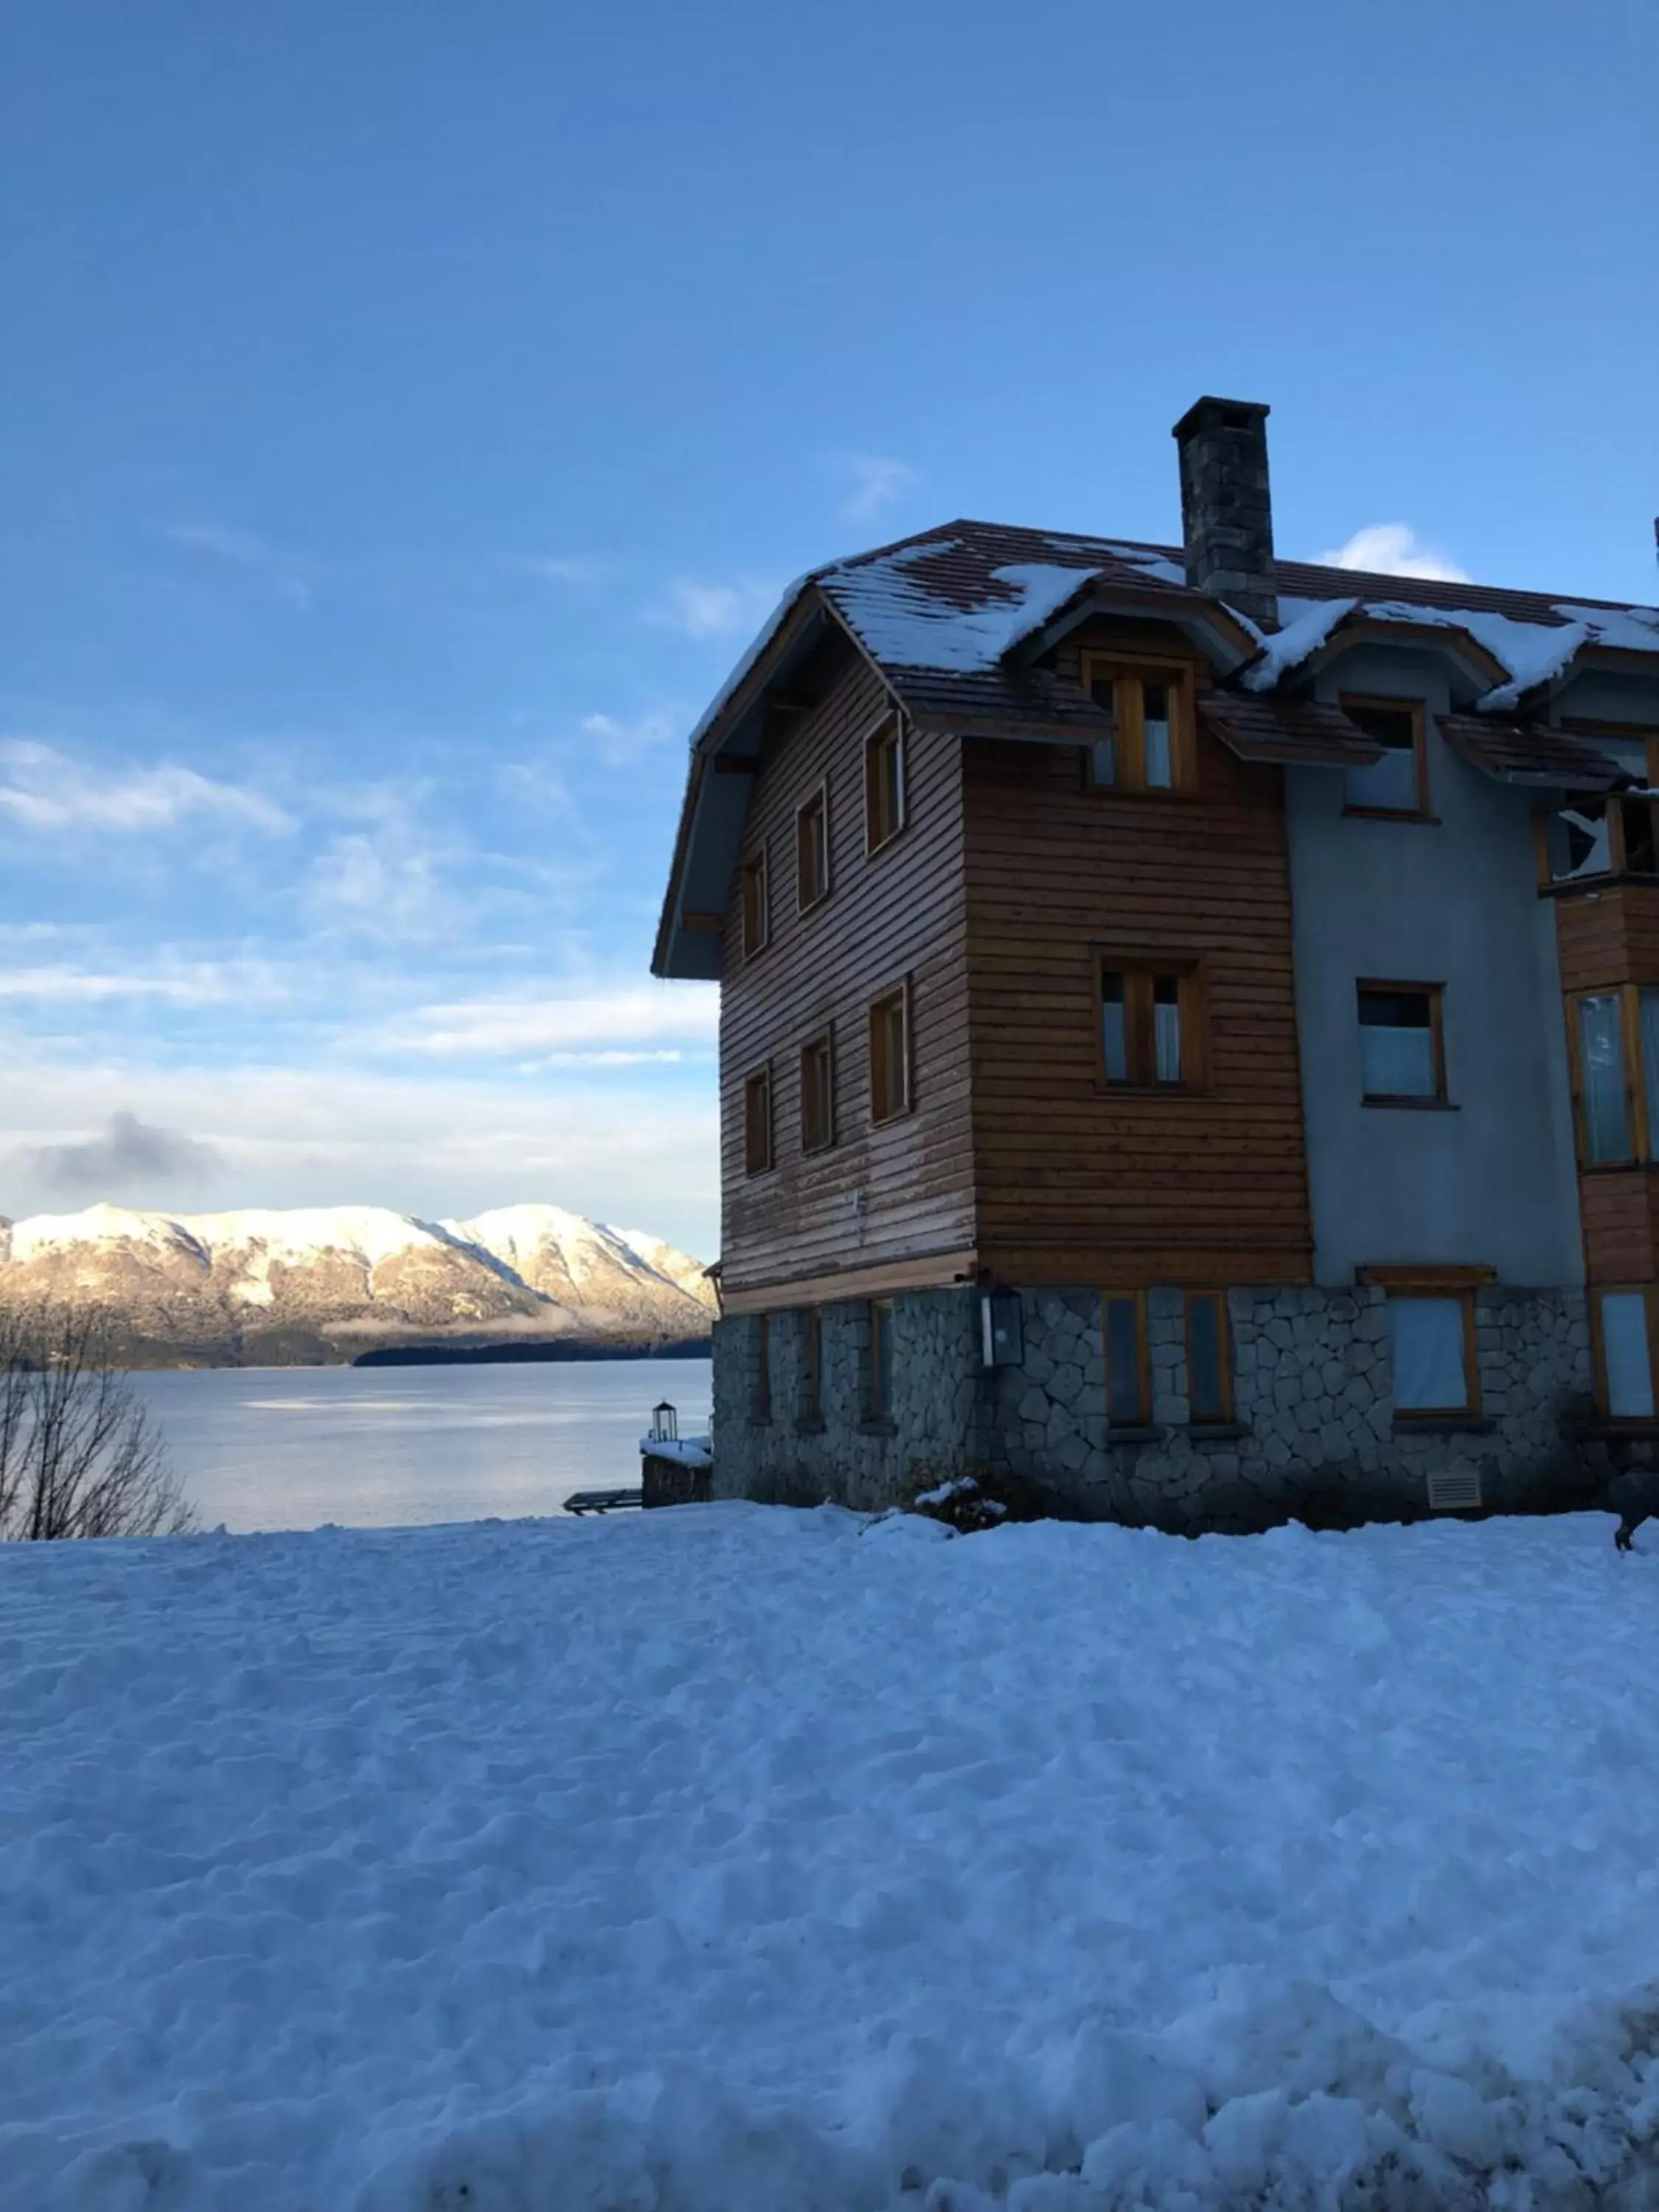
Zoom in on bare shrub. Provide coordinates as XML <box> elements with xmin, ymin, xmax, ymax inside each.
<box><xmin>0</xmin><ymin>1301</ymin><xmax>196</xmax><ymax>1540</ymax></box>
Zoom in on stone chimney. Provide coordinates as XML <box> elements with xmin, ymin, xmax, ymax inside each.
<box><xmin>1171</xmin><ymin>396</ymin><xmax>1278</xmax><ymax>630</ymax></box>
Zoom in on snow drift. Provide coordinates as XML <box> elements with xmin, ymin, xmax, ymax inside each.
<box><xmin>5</xmin><ymin>1503</ymin><xmax>1659</xmax><ymax>2208</ymax></box>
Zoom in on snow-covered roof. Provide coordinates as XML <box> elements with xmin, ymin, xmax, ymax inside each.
<box><xmin>654</xmin><ymin>517</ymin><xmax>1659</xmax><ymax>977</ymax></box>
<box><xmin>818</xmin><ymin>540</ymin><xmax>1105</xmax><ymax>672</ymax></box>
<box><xmin>805</xmin><ymin>526</ymin><xmax>1659</xmax><ymax>707</ymax></box>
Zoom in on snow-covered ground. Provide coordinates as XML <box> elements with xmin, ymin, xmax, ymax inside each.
<box><xmin>6</xmin><ymin>1504</ymin><xmax>1659</xmax><ymax>2210</ymax></box>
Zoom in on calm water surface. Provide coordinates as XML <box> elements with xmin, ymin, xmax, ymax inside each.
<box><xmin>131</xmin><ymin>1359</ymin><xmax>712</xmax><ymax>1533</ymax></box>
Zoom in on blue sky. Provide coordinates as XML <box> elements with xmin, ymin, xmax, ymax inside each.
<box><xmin>2</xmin><ymin>0</ymin><xmax>1655</xmax><ymax>1260</ymax></box>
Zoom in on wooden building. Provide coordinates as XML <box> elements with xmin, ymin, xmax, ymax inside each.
<box><xmin>653</xmin><ymin>397</ymin><xmax>1659</xmax><ymax>1531</ymax></box>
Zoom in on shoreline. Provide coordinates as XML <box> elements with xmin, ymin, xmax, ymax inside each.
<box><xmin>120</xmin><ymin>1343</ymin><xmax>714</xmax><ymax>1375</ymax></box>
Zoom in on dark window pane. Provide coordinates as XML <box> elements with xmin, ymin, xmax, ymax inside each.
<box><xmin>801</xmin><ymin>1309</ymin><xmax>821</xmax><ymax>1419</ymax></box>
<box><xmin>1101</xmin><ymin>971</ymin><xmax>1127</xmax><ymax>1081</ymax></box>
<box><xmin>1555</xmin><ymin>804</ymin><xmax>1610</xmax><ymax>880</ymax></box>
<box><xmin>1189</xmin><ymin>1297</ymin><xmax>1225</xmax><ymax>1422</ymax></box>
<box><xmin>1105</xmin><ymin>1298</ymin><xmax>1144</xmax><ymax>1425</ymax></box>
<box><xmin>1152</xmin><ymin>976</ymin><xmax>1182</xmax><ymax>1083</ymax></box>
<box><xmin>1346</xmin><ymin>703</ymin><xmax>1416</xmax><ymax>751</ymax></box>
<box><xmin>1357</xmin><ymin>988</ymin><xmax>1436</xmax><ymax>1096</ymax></box>
<box><xmin>1623</xmin><ymin>797</ymin><xmax>1658</xmax><ymax>876</ymax></box>
<box><xmin>1140</xmin><ymin>680</ymin><xmax>1175</xmax><ymax>788</ymax></box>
<box><xmin>1359</xmin><ymin>990</ymin><xmax>1431</xmax><ymax>1029</ymax></box>
<box><xmin>1088</xmin><ymin>679</ymin><xmax>1118</xmax><ymax>787</ymax></box>
<box><xmin>754</xmin><ymin>1315</ymin><xmax>771</xmax><ymax>1420</ymax></box>
<box><xmin>1579</xmin><ymin>994</ymin><xmax>1631</xmax><ymax>1163</ymax></box>
<box><xmin>872</xmin><ymin>1301</ymin><xmax>894</xmax><ymax>1416</ymax></box>
<box><xmin>1343</xmin><ymin>704</ymin><xmax>1420</xmax><ymax>810</ymax></box>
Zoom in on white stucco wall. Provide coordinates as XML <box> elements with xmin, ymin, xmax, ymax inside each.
<box><xmin>1287</xmin><ymin>644</ymin><xmax>1583</xmax><ymax>1288</ymax></box>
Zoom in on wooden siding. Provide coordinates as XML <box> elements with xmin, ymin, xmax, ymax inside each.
<box><xmin>718</xmin><ymin>649</ymin><xmax>975</xmax><ymax>1301</ymax></box>
<box><xmin>1555</xmin><ymin>882</ymin><xmax>1659</xmax><ymax>993</ymax></box>
<box><xmin>1580</xmin><ymin>1170</ymin><xmax>1659</xmax><ymax>1284</ymax></box>
<box><xmin>1557</xmin><ymin>885</ymin><xmax>1659</xmax><ymax>1287</ymax></box>
<box><xmin>963</xmin><ymin>617</ymin><xmax>1314</xmax><ymax>1288</ymax></box>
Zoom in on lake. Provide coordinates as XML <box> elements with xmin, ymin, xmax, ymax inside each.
<box><xmin>130</xmin><ymin>1358</ymin><xmax>712</xmax><ymax>1534</ymax></box>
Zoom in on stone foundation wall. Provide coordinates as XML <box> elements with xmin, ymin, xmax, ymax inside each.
<box><xmin>711</xmin><ymin>1290</ymin><xmax>983</xmax><ymax>1512</ymax></box>
<box><xmin>712</xmin><ymin>1280</ymin><xmax>1610</xmax><ymax>1532</ymax></box>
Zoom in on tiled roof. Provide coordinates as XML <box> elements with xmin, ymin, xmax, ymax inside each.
<box><xmin>654</xmin><ymin>518</ymin><xmax>1659</xmax><ymax>976</ymax></box>
<box><xmin>818</xmin><ymin>519</ymin><xmax>1659</xmax><ymax>638</ymax></box>
<box><xmin>1198</xmin><ymin>692</ymin><xmax>1384</xmax><ymax>768</ymax></box>
<box><xmin>799</xmin><ymin>518</ymin><xmax>1659</xmax><ymax>783</ymax></box>
<box><xmin>1435</xmin><ymin>716</ymin><xmax>1634</xmax><ymax>791</ymax></box>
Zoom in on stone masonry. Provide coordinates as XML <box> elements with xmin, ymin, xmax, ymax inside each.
<box><xmin>711</xmin><ymin>1290</ymin><xmax>982</xmax><ymax>1514</ymax></box>
<box><xmin>712</xmin><ymin>1281</ymin><xmax>1616</xmax><ymax>1533</ymax></box>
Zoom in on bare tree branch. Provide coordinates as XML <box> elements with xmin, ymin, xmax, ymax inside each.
<box><xmin>0</xmin><ymin>1300</ymin><xmax>196</xmax><ymax>1541</ymax></box>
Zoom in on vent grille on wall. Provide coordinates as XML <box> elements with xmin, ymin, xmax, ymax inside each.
<box><xmin>1427</xmin><ymin>1465</ymin><xmax>1483</xmax><ymax>1513</ymax></box>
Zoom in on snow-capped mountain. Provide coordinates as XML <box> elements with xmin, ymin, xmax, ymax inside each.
<box><xmin>0</xmin><ymin>1202</ymin><xmax>714</xmax><ymax>1366</ymax></box>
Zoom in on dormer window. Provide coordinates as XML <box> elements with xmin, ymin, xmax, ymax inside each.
<box><xmin>1082</xmin><ymin>661</ymin><xmax>1193</xmax><ymax>793</ymax></box>
<box><xmin>1542</xmin><ymin>793</ymin><xmax>1658</xmax><ymax>884</ymax></box>
<box><xmin>1341</xmin><ymin>698</ymin><xmax>1427</xmax><ymax>818</ymax></box>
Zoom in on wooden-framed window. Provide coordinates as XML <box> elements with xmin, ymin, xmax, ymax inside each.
<box><xmin>796</xmin><ymin>782</ymin><xmax>830</xmax><ymax>912</ymax></box>
<box><xmin>739</xmin><ymin>846</ymin><xmax>770</xmax><ymax>959</ymax></box>
<box><xmin>1357</xmin><ymin>981</ymin><xmax>1447</xmax><ymax>1105</ymax></box>
<box><xmin>1341</xmin><ymin>697</ymin><xmax>1429</xmax><ymax>818</ymax></box>
<box><xmin>1593</xmin><ymin>1285</ymin><xmax>1659</xmax><ymax>1423</ymax></box>
<box><xmin>869</xmin><ymin>981</ymin><xmax>912</xmax><ymax>1124</ymax></box>
<box><xmin>867</xmin><ymin>1298</ymin><xmax>895</xmax><ymax>1420</ymax></box>
<box><xmin>1540</xmin><ymin>795</ymin><xmax>1658</xmax><ymax>885</ymax></box>
<box><xmin>1544</xmin><ymin>722</ymin><xmax>1659</xmax><ymax>884</ymax></box>
<box><xmin>1099</xmin><ymin>959</ymin><xmax>1203</xmax><ymax>1088</ymax></box>
<box><xmin>864</xmin><ymin>712</ymin><xmax>907</xmax><ymax>855</ymax></box>
<box><xmin>1102</xmin><ymin>1290</ymin><xmax>1151</xmax><ymax>1427</ymax></box>
<box><xmin>799</xmin><ymin>1029</ymin><xmax>835</xmax><ymax>1154</ymax></box>
<box><xmin>1567</xmin><ymin>984</ymin><xmax>1659</xmax><ymax>1166</ymax></box>
<box><xmin>751</xmin><ymin>1313</ymin><xmax>773</xmax><ymax>1422</ymax></box>
<box><xmin>1360</xmin><ymin>1266</ymin><xmax>1486</xmax><ymax>1419</ymax></box>
<box><xmin>799</xmin><ymin>1307</ymin><xmax>823</xmax><ymax>1425</ymax></box>
<box><xmin>743</xmin><ymin>1065</ymin><xmax>773</xmax><ymax>1177</ymax></box>
<box><xmin>1185</xmin><ymin>1292</ymin><xmax>1234</xmax><ymax>1424</ymax></box>
<box><xmin>1082</xmin><ymin>659</ymin><xmax>1196</xmax><ymax>793</ymax></box>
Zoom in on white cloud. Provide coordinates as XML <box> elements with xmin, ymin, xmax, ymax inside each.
<box><xmin>839</xmin><ymin>455</ymin><xmax>919</xmax><ymax>522</ymax></box>
<box><xmin>518</xmin><ymin>554</ymin><xmax>607</xmax><ymax>585</ymax></box>
<box><xmin>307</xmin><ymin>827</ymin><xmax>451</xmax><ymax>942</ymax></box>
<box><xmin>0</xmin><ymin>740</ymin><xmax>294</xmax><ymax>835</ymax></box>
<box><xmin>389</xmin><ymin>983</ymin><xmax>720</xmax><ymax>1060</ymax></box>
<box><xmin>579</xmin><ymin>709</ymin><xmax>681</xmax><ymax>767</ymax></box>
<box><xmin>519</xmin><ymin>1049</ymin><xmax>684</xmax><ymax>1071</ymax></box>
<box><xmin>1314</xmin><ymin>525</ymin><xmax>1470</xmax><ymax>584</ymax></box>
<box><xmin>0</xmin><ymin>965</ymin><xmax>238</xmax><ymax>1005</ymax></box>
<box><xmin>163</xmin><ymin>519</ymin><xmax>316</xmax><ymax>607</ymax></box>
<box><xmin>647</xmin><ymin>577</ymin><xmax>781</xmax><ymax>641</ymax></box>
<box><xmin>0</xmin><ymin>1054</ymin><xmax>720</xmax><ymax>1261</ymax></box>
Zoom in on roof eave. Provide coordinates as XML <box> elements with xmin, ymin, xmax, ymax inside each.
<box><xmin>1012</xmin><ymin>582</ymin><xmax>1260</xmax><ymax>675</ymax></box>
<box><xmin>651</xmin><ymin>582</ymin><xmax>835</xmax><ymax>981</ymax></box>
<box><xmin>653</xmin><ymin>584</ymin><xmax>911</xmax><ymax>981</ymax></box>
<box><xmin>1287</xmin><ymin>616</ymin><xmax>1513</xmax><ymax>702</ymax></box>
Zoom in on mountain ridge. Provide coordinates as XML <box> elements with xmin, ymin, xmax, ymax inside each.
<box><xmin>0</xmin><ymin>1200</ymin><xmax>715</xmax><ymax>1368</ymax></box>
